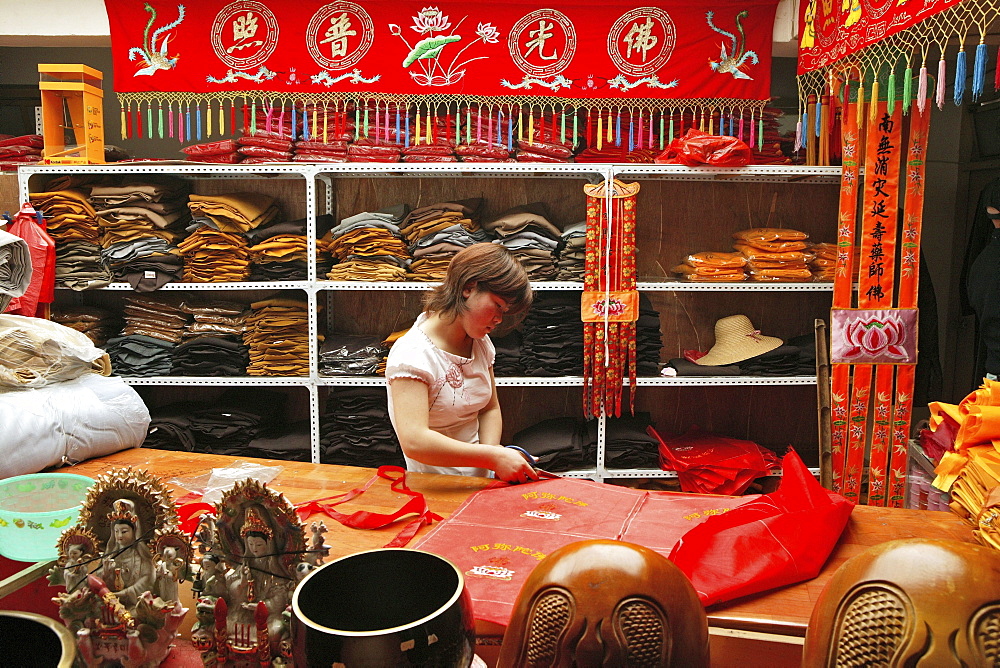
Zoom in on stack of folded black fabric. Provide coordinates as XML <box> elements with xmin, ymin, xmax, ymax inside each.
<box><xmin>520</xmin><ymin>293</ymin><xmax>584</xmax><ymax>376</ymax></box>
<box><xmin>736</xmin><ymin>333</ymin><xmax>816</xmax><ymax>376</ymax></box>
<box><xmin>484</xmin><ymin>203</ymin><xmax>562</xmax><ymax>281</ymax></box>
<box><xmin>172</xmin><ymin>299</ymin><xmax>249</xmax><ymax>376</ymax></box>
<box><xmin>105</xmin><ymin>295</ymin><xmax>188</xmax><ymax>375</ymax></box>
<box><xmin>597</xmin><ymin>412</ymin><xmax>661</xmax><ymax>469</ymax></box>
<box><xmin>246</xmin><ymin>419</ymin><xmax>311</xmax><ymax>461</ymax></box>
<box><xmin>636</xmin><ymin>294</ymin><xmax>663</xmax><ymax>376</ymax></box>
<box><xmin>512</xmin><ymin>416</ymin><xmax>595</xmax><ymax>472</ymax></box>
<box><xmin>318</xmin><ymin>333</ymin><xmax>386</xmax><ymax>376</ymax></box>
<box><xmin>491</xmin><ymin>330</ymin><xmax>525</xmax><ymax>377</ymax></box>
<box><xmin>320</xmin><ymin>387</ymin><xmax>404</xmax><ymax>467</ymax></box>
<box><xmin>143</xmin><ymin>388</ymin><xmax>287</xmax><ymax>454</ymax></box>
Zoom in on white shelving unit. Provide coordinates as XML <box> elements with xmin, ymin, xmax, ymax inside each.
<box><xmin>20</xmin><ymin>162</ymin><xmax>838</xmax><ymax>480</ymax></box>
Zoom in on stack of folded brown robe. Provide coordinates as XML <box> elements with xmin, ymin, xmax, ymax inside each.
<box><xmin>171</xmin><ymin>299</ymin><xmax>249</xmax><ymax>376</ymax></box>
<box><xmin>400</xmin><ymin>199</ymin><xmax>486</xmax><ymax>281</ymax></box>
<box><xmin>554</xmin><ymin>221</ymin><xmax>586</xmax><ymax>281</ymax></box>
<box><xmin>732</xmin><ymin>228</ymin><xmax>814</xmax><ymax>282</ymax></box>
<box><xmin>246</xmin><ymin>216</ymin><xmax>309</xmax><ymax>281</ymax></box>
<box><xmin>484</xmin><ymin>203</ymin><xmax>562</xmax><ymax>280</ymax></box>
<box><xmin>672</xmin><ymin>251</ymin><xmax>748</xmax><ymax>281</ymax></box>
<box><xmin>809</xmin><ymin>242</ymin><xmax>837</xmax><ymax>281</ymax></box>
<box><xmin>177</xmin><ymin>227</ymin><xmax>252</xmax><ymax>282</ymax></box>
<box><xmin>50</xmin><ymin>305</ymin><xmax>121</xmax><ymax>346</ymax></box>
<box><xmin>249</xmin><ymin>234</ymin><xmax>308</xmax><ymax>277</ymax></box>
<box><xmin>181</xmin><ymin>192</ymin><xmax>279</xmax><ymax>282</ymax></box>
<box><xmin>29</xmin><ymin>186</ymin><xmax>113</xmax><ymax>290</ymax></box>
<box><xmin>105</xmin><ymin>295</ymin><xmax>189</xmax><ymax>376</ymax></box>
<box><xmin>90</xmin><ymin>179</ymin><xmax>190</xmax><ymax>290</ymax></box>
<box><xmin>187</xmin><ymin>192</ymin><xmax>280</xmax><ymax>234</ymax></box>
<box><xmin>243</xmin><ymin>296</ymin><xmax>309</xmax><ymax>376</ymax></box>
<box><xmin>322</xmin><ymin>205</ymin><xmax>410</xmax><ymax>281</ymax></box>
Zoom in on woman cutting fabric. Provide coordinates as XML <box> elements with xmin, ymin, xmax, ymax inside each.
<box><xmin>386</xmin><ymin>243</ymin><xmax>539</xmax><ymax>483</ymax></box>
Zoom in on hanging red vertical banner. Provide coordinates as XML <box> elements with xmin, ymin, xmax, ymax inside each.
<box><xmin>831</xmin><ymin>101</ymin><xmax>917</xmax><ymax>505</ymax></box>
<box><xmin>885</xmin><ymin>104</ymin><xmax>931</xmax><ymax>507</ymax></box>
<box><xmin>829</xmin><ymin>90</ymin><xmax>860</xmax><ymax>496</ymax></box>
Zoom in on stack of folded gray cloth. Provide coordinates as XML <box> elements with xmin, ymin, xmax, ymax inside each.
<box><xmin>484</xmin><ymin>203</ymin><xmax>561</xmax><ymax>280</ymax></box>
<box><xmin>105</xmin><ymin>295</ymin><xmax>188</xmax><ymax>375</ymax></box>
<box><xmin>319</xmin><ymin>333</ymin><xmax>387</xmax><ymax>376</ymax></box>
<box><xmin>90</xmin><ymin>178</ymin><xmax>190</xmax><ymax>290</ymax></box>
<box><xmin>0</xmin><ymin>229</ymin><xmax>30</xmax><ymax>312</ymax></box>
<box><xmin>54</xmin><ymin>241</ymin><xmax>113</xmax><ymax>290</ymax></box>
<box><xmin>171</xmin><ymin>299</ymin><xmax>249</xmax><ymax>376</ymax></box>
<box><xmin>555</xmin><ymin>220</ymin><xmax>586</xmax><ymax>281</ymax></box>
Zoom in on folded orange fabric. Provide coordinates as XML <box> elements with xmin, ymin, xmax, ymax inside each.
<box><xmin>685</xmin><ymin>251</ymin><xmax>747</xmax><ymax>268</ymax></box>
<box><xmin>732</xmin><ymin>227</ymin><xmax>809</xmax><ymax>243</ymax></box>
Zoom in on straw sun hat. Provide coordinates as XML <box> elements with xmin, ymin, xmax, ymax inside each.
<box><xmin>693</xmin><ymin>315</ymin><xmax>783</xmax><ymax>366</ymax></box>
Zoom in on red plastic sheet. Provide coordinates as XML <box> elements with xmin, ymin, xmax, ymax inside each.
<box><xmin>654</xmin><ymin>128</ymin><xmax>752</xmax><ymax>166</ymax></box>
<box><xmin>4</xmin><ymin>203</ymin><xmax>55</xmax><ymax>317</ymax></box>
<box><xmin>652</xmin><ymin>425</ymin><xmax>780</xmax><ymax>495</ymax></box>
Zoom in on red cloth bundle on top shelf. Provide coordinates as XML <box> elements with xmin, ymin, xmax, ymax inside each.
<box><xmin>516</xmin><ymin>111</ymin><xmax>578</xmax><ymax>162</ymax></box>
<box><xmin>0</xmin><ymin>134</ymin><xmax>44</xmax><ymax>170</ymax></box>
<box><xmin>455</xmin><ymin>107</ymin><xmax>514</xmax><ymax>162</ymax></box>
<box><xmin>182</xmin><ymin>139</ymin><xmax>241</xmax><ymax>164</ymax></box>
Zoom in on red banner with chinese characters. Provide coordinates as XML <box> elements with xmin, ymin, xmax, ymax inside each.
<box><xmin>797</xmin><ymin>0</ymin><xmax>963</xmax><ymax>74</ymax></box>
<box><xmin>105</xmin><ymin>0</ymin><xmax>777</xmax><ymax>107</ymax></box>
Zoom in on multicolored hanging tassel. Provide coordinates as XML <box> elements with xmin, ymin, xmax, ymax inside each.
<box><xmin>973</xmin><ymin>39</ymin><xmax>987</xmax><ymax>101</ymax></box>
<box><xmin>902</xmin><ymin>65</ymin><xmax>913</xmax><ymax>113</ymax></box>
<box><xmin>887</xmin><ymin>69</ymin><xmax>896</xmax><ymax>114</ymax></box>
<box><xmin>869</xmin><ymin>79</ymin><xmax>880</xmax><ymax>122</ymax></box>
<box><xmin>918</xmin><ymin>64</ymin><xmax>929</xmax><ymax>112</ymax></box>
<box><xmin>955</xmin><ymin>46</ymin><xmax>967</xmax><ymax>105</ymax></box>
<box><xmin>800</xmin><ymin>110</ymin><xmax>808</xmax><ymax>148</ymax></box>
<box><xmin>936</xmin><ymin>56</ymin><xmax>947</xmax><ymax>110</ymax></box>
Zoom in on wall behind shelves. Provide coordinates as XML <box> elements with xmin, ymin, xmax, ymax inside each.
<box><xmin>0</xmin><ymin>39</ymin><xmax>971</xmax><ymax>408</ymax></box>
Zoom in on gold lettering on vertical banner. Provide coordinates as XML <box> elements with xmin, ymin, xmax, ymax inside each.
<box><xmin>856</xmin><ymin>101</ymin><xmax>903</xmax><ymax>506</ymax></box>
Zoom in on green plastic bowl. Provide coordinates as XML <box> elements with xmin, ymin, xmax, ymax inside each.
<box><xmin>0</xmin><ymin>473</ymin><xmax>95</xmax><ymax>562</ymax></box>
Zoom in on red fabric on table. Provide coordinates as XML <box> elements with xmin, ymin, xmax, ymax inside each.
<box><xmin>668</xmin><ymin>449</ymin><xmax>852</xmax><ymax>606</ymax></box>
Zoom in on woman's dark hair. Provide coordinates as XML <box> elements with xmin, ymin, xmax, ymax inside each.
<box><xmin>423</xmin><ymin>243</ymin><xmax>532</xmax><ymax>320</ymax></box>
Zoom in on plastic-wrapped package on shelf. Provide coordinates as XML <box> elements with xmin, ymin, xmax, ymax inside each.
<box><xmin>0</xmin><ymin>373</ymin><xmax>150</xmax><ymax>479</ymax></box>
<box><xmin>0</xmin><ymin>314</ymin><xmax>110</xmax><ymax>389</ymax></box>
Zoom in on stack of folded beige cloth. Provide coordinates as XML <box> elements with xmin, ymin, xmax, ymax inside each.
<box><xmin>400</xmin><ymin>199</ymin><xmax>484</xmax><ymax>281</ymax></box>
<box><xmin>177</xmin><ymin>227</ymin><xmax>252</xmax><ymax>282</ymax></box>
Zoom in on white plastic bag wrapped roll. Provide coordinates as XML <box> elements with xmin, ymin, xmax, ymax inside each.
<box><xmin>0</xmin><ymin>374</ymin><xmax>150</xmax><ymax>479</ymax></box>
<box><xmin>0</xmin><ymin>314</ymin><xmax>111</xmax><ymax>389</ymax></box>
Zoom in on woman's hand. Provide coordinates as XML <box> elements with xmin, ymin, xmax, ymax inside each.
<box><xmin>491</xmin><ymin>446</ymin><xmax>540</xmax><ymax>484</ymax></box>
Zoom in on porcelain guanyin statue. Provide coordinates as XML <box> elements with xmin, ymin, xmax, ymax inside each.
<box><xmin>49</xmin><ymin>467</ymin><xmax>192</xmax><ymax>667</ymax></box>
<box><xmin>189</xmin><ymin>478</ymin><xmax>328</xmax><ymax>666</ymax></box>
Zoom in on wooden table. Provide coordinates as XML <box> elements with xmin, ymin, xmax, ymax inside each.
<box><xmin>50</xmin><ymin>448</ymin><xmax>976</xmax><ymax>667</ymax></box>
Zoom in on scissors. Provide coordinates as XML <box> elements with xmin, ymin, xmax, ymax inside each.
<box><xmin>504</xmin><ymin>445</ymin><xmax>561</xmax><ymax>481</ymax></box>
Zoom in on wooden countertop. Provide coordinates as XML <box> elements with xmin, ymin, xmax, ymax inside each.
<box><xmin>58</xmin><ymin>447</ymin><xmax>976</xmax><ymax>639</ymax></box>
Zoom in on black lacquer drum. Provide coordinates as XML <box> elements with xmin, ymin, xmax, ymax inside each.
<box><xmin>292</xmin><ymin>548</ymin><xmax>476</xmax><ymax>667</ymax></box>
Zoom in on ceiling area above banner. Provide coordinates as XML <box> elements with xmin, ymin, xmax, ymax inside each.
<box><xmin>105</xmin><ymin>0</ymin><xmax>779</xmax><ymax>113</ymax></box>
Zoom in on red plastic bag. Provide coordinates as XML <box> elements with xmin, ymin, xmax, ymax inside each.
<box><xmin>652</xmin><ymin>425</ymin><xmax>780</xmax><ymax>495</ymax></box>
<box><xmin>668</xmin><ymin>449</ymin><xmax>853</xmax><ymax>606</ymax></box>
<box><xmin>5</xmin><ymin>202</ymin><xmax>55</xmax><ymax>317</ymax></box>
<box><xmin>654</xmin><ymin>128</ymin><xmax>752</xmax><ymax>167</ymax></box>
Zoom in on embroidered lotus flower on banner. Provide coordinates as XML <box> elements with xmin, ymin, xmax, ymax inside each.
<box><xmin>390</xmin><ymin>6</ymin><xmax>502</xmax><ymax>86</ymax></box>
<box><xmin>830</xmin><ymin>308</ymin><xmax>918</xmax><ymax>365</ymax></box>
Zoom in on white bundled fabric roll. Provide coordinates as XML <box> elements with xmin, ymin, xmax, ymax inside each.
<box><xmin>0</xmin><ymin>374</ymin><xmax>150</xmax><ymax>479</ymax></box>
<box><xmin>0</xmin><ymin>229</ymin><xmax>31</xmax><ymax>312</ymax></box>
